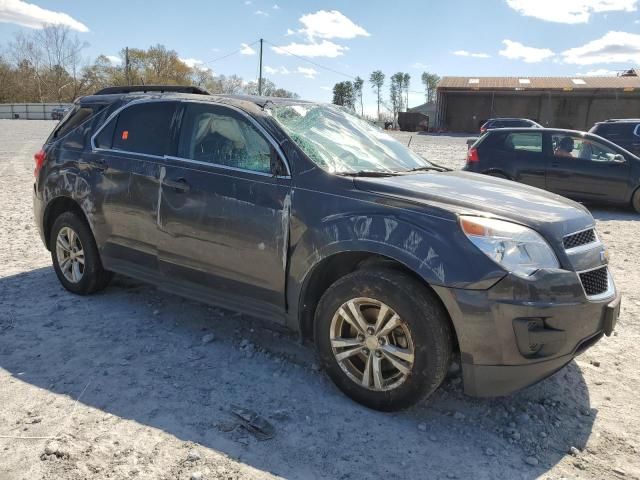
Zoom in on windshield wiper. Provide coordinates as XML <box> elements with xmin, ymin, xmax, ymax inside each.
<box><xmin>337</xmin><ymin>170</ymin><xmax>401</xmax><ymax>177</ymax></box>
<box><xmin>405</xmin><ymin>164</ymin><xmax>451</xmax><ymax>173</ymax></box>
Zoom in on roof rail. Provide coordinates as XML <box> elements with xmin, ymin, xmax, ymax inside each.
<box><xmin>93</xmin><ymin>85</ymin><xmax>211</xmax><ymax>96</ymax></box>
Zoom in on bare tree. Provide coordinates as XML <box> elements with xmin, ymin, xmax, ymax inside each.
<box><xmin>369</xmin><ymin>70</ymin><xmax>385</xmax><ymax>121</ymax></box>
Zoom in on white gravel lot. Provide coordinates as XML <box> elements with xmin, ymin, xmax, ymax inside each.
<box><xmin>0</xmin><ymin>121</ymin><xmax>638</xmax><ymax>480</ymax></box>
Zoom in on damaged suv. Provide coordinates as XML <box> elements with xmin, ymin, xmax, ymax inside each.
<box><xmin>34</xmin><ymin>86</ymin><xmax>620</xmax><ymax>410</ymax></box>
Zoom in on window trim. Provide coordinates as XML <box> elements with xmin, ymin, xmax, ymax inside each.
<box><xmin>90</xmin><ymin>97</ymin><xmax>291</xmax><ymax>178</ymax></box>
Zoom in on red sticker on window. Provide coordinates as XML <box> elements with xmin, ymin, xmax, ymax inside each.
<box><xmin>121</xmin><ymin>130</ymin><xmax>129</xmax><ymax>140</ymax></box>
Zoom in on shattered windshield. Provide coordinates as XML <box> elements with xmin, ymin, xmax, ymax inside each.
<box><xmin>267</xmin><ymin>104</ymin><xmax>433</xmax><ymax>174</ymax></box>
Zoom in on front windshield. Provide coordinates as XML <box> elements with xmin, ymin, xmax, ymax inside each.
<box><xmin>267</xmin><ymin>103</ymin><xmax>433</xmax><ymax>173</ymax></box>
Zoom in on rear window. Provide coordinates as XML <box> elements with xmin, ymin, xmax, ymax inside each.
<box><xmin>111</xmin><ymin>102</ymin><xmax>177</xmax><ymax>156</ymax></box>
<box><xmin>594</xmin><ymin>122</ymin><xmax>637</xmax><ymax>137</ymax></box>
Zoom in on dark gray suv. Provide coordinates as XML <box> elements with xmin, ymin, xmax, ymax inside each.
<box><xmin>33</xmin><ymin>86</ymin><xmax>620</xmax><ymax>410</ymax></box>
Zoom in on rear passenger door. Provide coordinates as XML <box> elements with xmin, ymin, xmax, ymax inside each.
<box><xmin>90</xmin><ymin>100</ymin><xmax>179</xmax><ymax>274</ymax></box>
<box><xmin>157</xmin><ymin>102</ymin><xmax>291</xmax><ymax>316</ymax></box>
<box><xmin>482</xmin><ymin>131</ymin><xmax>546</xmax><ymax>189</ymax></box>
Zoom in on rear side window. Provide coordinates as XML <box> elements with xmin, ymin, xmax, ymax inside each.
<box><xmin>111</xmin><ymin>102</ymin><xmax>177</xmax><ymax>156</ymax></box>
<box><xmin>48</xmin><ymin>106</ymin><xmax>96</xmax><ymax>143</ymax></box>
<box><xmin>595</xmin><ymin>123</ymin><xmax>635</xmax><ymax>138</ymax></box>
<box><xmin>503</xmin><ymin>133</ymin><xmax>543</xmax><ymax>153</ymax></box>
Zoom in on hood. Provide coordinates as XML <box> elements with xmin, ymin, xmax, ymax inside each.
<box><xmin>354</xmin><ymin>171</ymin><xmax>594</xmax><ymax>239</ymax></box>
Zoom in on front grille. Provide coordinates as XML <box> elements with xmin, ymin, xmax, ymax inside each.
<box><xmin>564</xmin><ymin>229</ymin><xmax>596</xmax><ymax>250</ymax></box>
<box><xmin>579</xmin><ymin>266</ymin><xmax>609</xmax><ymax>297</ymax></box>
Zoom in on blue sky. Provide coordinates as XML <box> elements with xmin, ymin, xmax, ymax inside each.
<box><xmin>1</xmin><ymin>0</ymin><xmax>639</xmax><ymax>113</ymax></box>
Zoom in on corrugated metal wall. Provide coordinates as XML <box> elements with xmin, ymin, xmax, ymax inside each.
<box><xmin>0</xmin><ymin>103</ymin><xmax>72</xmax><ymax>120</ymax></box>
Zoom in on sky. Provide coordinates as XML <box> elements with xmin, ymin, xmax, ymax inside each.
<box><xmin>0</xmin><ymin>0</ymin><xmax>639</xmax><ymax>115</ymax></box>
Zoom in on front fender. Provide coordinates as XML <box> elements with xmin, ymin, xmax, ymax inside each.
<box><xmin>287</xmin><ymin>211</ymin><xmax>505</xmax><ymax>310</ymax></box>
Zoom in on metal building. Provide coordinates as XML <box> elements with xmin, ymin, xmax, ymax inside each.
<box><xmin>435</xmin><ymin>73</ymin><xmax>640</xmax><ymax>132</ymax></box>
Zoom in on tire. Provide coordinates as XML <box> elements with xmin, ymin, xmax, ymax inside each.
<box><xmin>632</xmin><ymin>188</ymin><xmax>640</xmax><ymax>213</ymax></box>
<box><xmin>50</xmin><ymin>211</ymin><xmax>112</xmax><ymax>295</ymax></box>
<box><xmin>485</xmin><ymin>171</ymin><xmax>508</xmax><ymax>179</ymax></box>
<box><xmin>314</xmin><ymin>268</ymin><xmax>453</xmax><ymax>411</ymax></box>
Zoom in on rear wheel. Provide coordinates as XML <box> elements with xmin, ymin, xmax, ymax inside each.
<box><xmin>632</xmin><ymin>187</ymin><xmax>640</xmax><ymax>213</ymax></box>
<box><xmin>314</xmin><ymin>268</ymin><xmax>453</xmax><ymax>411</ymax></box>
<box><xmin>50</xmin><ymin>212</ymin><xmax>112</xmax><ymax>295</ymax></box>
<box><xmin>485</xmin><ymin>171</ymin><xmax>508</xmax><ymax>179</ymax></box>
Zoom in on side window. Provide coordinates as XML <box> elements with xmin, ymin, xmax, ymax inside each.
<box><xmin>47</xmin><ymin>106</ymin><xmax>95</xmax><ymax>144</ymax></box>
<box><xmin>178</xmin><ymin>103</ymin><xmax>273</xmax><ymax>174</ymax></box>
<box><xmin>94</xmin><ymin>117</ymin><xmax>116</xmax><ymax>149</ymax></box>
<box><xmin>552</xmin><ymin>134</ymin><xmax>619</xmax><ymax>162</ymax></box>
<box><xmin>503</xmin><ymin>133</ymin><xmax>542</xmax><ymax>153</ymax></box>
<box><xmin>112</xmin><ymin>102</ymin><xmax>177</xmax><ymax>156</ymax></box>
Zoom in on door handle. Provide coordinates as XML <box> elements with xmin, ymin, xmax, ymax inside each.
<box><xmin>162</xmin><ymin>177</ymin><xmax>190</xmax><ymax>192</ymax></box>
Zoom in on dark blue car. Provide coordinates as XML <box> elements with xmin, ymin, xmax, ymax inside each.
<box><xmin>33</xmin><ymin>86</ymin><xmax>619</xmax><ymax>410</ymax></box>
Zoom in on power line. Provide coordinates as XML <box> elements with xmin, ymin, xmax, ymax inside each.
<box><xmin>200</xmin><ymin>40</ymin><xmax>260</xmax><ymax>66</ymax></box>
<box><xmin>263</xmin><ymin>39</ymin><xmax>359</xmax><ymax>80</ymax></box>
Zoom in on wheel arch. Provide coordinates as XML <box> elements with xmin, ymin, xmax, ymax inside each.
<box><xmin>42</xmin><ymin>196</ymin><xmax>91</xmax><ymax>250</ymax></box>
<box><xmin>296</xmin><ymin>250</ymin><xmax>459</xmax><ymax>352</ymax></box>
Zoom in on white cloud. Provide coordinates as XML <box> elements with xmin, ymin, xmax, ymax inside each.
<box><xmin>244</xmin><ymin>0</ymin><xmax>251</xmax><ymax>4</ymax></box>
<box><xmin>0</xmin><ymin>0</ymin><xmax>89</xmax><ymax>32</ymax></box>
<box><xmin>286</xmin><ymin>28</ymin><xmax>295</xmax><ymax>35</ymax></box>
<box><xmin>499</xmin><ymin>39</ymin><xmax>554</xmax><ymax>63</ymax></box>
<box><xmin>561</xmin><ymin>31</ymin><xmax>640</xmax><ymax>64</ymax></box>
<box><xmin>297</xmin><ymin>9</ymin><xmax>369</xmax><ymax>40</ymax></box>
<box><xmin>297</xmin><ymin>66</ymin><xmax>317</xmax><ymax>78</ymax></box>
<box><xmin>254</xmin><ymin>9</ymin><xmax>269</xmax><ymax>16</ymax></box>
<box><xmin>105</xmin><ymin>55</ymin><xmax>122</xmax><ymax>65</ymax></box>
<box><xmin>506</xmin><ymin>0</ymin><xmax>638</xmax><ymax>23</ymax></box>
<box><xmin>240</xmin><ymin>42</ymin><xmax>257</xmax><ymax>55</ymax></box>
<box><xmin>271</xmin><ymin>40</ymin><xmax>348</xmax><ymax>58</ymax></box>
<box><xmin>575</xmin><ymin>68</ymin><xmax>618</xmax><ymax>76</ymax></box>
<box><xmin>272</xmin><ymin>4</ymin><xmax>280</xmax><ymax>9</ymax></box>
<box><xmin>180</xmin><ymin>57</ymin><xmax>204</xmax><ymax>68</ymax></box>
<box><xmin>453</xmin><ymin>50</ymin><xmax>491</xmax><ymax>58</ymax></box>
<box><xmin>411</xmin><ymin>62</ymin><xmax>430</xmax><ymax>69</ymax></box>
<box><xmin>264</xmin><ymin>65</ymin><xmax>291</xmax><ymax>75</ymax></box>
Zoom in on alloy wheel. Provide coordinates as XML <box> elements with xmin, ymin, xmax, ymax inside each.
<box><xmin>329</xmin><ymin>297</ymin><xmax>415</xmax><ymax>391</ymax></box>
<box><xmin>55</xmin><ymin>226</ymin><xmax>85</xmax><ymax>283</ymax></box>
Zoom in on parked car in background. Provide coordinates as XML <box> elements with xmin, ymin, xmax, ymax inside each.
<box><xmin>33</xmin><ymin>86</ymin><xmax>619</xmax><ymax>410</ymax></box>
<box><xmin>480</xmin><ymin>118</ymin><xmax>542</xmax><ymax>133</ymax></box>
<box><xmin>590</xmin><ymin>119</ymin><xmax>640</xmax><ymax>157</ymax></box>
<box><xmin>51</xmin><ymin>106</ymin><xmax>71</xmax><ymax>120</ymax></box>
<box><xmin>465</xmin><ymin>127</ymin><xmax>640</xmax><ymax>211</ymax></box>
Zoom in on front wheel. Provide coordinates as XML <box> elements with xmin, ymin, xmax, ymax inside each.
<box><xmin>314</xmin><ymin>268</ymin><xmax>453</xmax><ymax>411</ymax></box>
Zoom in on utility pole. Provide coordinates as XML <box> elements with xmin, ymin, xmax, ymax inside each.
<box><xmin>125</xmin><ymin>47</ymin><xmax>130</xmax><ymax>86</ymax></box>
<box><xmin>258</xmin><ymin>38</ymin><xmax>263</xmax><ymax>96</ymax></box>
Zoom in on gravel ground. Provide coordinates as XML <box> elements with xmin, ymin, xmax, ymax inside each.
<box><xmin>0</xmin><ymin>121</ymin><xmax>638</xmax><ymax>480</ymax></box>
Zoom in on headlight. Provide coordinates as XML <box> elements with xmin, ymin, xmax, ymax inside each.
<box><xmin>460</xmin><ymin>216</ymin><xmax>559</xmax><ymax>277</ymax></box>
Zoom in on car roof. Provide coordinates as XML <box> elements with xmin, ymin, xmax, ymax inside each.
<box><xmin>595</xmin><ymin>118</ymin><xmax>640</xmax><ymax>124</ymax></box>
<box><xmin>78</xmin><ymin>86</ymin><xmax>313</xmax><ymax>111</ymax></box>
<box><xmin>486</xmin><ymin>118</ymin><xmax>535</xmax><ymax>122</ymax></box>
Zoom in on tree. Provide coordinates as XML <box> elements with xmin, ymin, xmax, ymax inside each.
<box><xmin>332</xmin><ymin>81</ymin><xmax>355</xmax><ymax>109</ymax></box>
<box><xmin>390</xmin><ymin>72</ymin><xmax>405</xmax><ymax>126</ymax></box>
<box><xmin>421</xmin><ymin>72</ymin><xmax>440</xmax><ymax>103</ymax></box>
<box><xmin>353</xmin><ymin>76</ymin><xmax>364</xmax><ymax>116</ymax></box>
<box><xmin>402</xmin><ymin>73</ymin><xmax>411</xmax><ymax>111</ymax></box>
<box><xmin>245</xmin><ymin>78</ymin><xmax>298</xmax><ymax>98</ymax></box>
<box><xmin>369</xmin><ymin>70</ymin><xmax>385</xmax><ymax>120</ymax></box>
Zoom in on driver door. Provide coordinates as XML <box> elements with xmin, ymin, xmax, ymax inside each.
<box><xmin>545</xmin><ymin>133</ymin><xmax>630</xmax><ymax>203</ymax></box>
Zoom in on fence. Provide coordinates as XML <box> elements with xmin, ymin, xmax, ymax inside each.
<box><xmin>0</xmin><ymin>103</ymin><xmax>73</xmax><ymax>120</ymax></box>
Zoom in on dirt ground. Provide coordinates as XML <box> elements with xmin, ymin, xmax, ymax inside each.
<box><xmin>0</xmin><ymin>121</ymin><xmax>638</xmax><ymax>480</ymax></box>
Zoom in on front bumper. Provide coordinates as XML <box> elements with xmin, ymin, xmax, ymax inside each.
<box><xmin>433</xmin><ymin>268</ymin><xmax>620</xmax><ymax>397</ymax></box>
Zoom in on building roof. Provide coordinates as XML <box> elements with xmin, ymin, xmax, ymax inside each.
<box><xmin>437</xmin><ymin>75</ymin><xmax>640</xmax><ymax>91</ymax></box>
